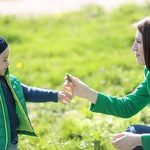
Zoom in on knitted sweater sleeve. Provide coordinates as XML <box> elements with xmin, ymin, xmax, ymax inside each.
<box><xmin>141</xmin><ymin>134</ymin><xmax>150</xmax><ymax>150</ymax></box>
<box><xmin>90</xmin><ymin>67</ymin><xmax>150</xmax><ymax>149</ymax></box>
<box><xmin>90</xmin><ymin>76</ymin><xmax>150</xmax><ymax>118</ymax></box>
<box><xmin>21</xmin><ymin>83</ymin><xmax>58</xmax><ymax>103</ymax></box>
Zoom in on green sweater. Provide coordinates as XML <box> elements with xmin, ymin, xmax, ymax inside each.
<box><xmin>90</xmin><ymin>67</ymin><xmax>150</xmax><ymax>150</ymax></box>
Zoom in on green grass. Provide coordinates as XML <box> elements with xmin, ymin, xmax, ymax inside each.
<box><xmin>1</xmin><ymin>3</ymin><xmax>150</xmax><ymax>150</ymax></box>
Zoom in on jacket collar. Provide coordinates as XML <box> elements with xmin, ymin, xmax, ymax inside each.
<box><xmin>4</xmin><ymin>68</ymin><xmax>9</xmax><ymax>75</ymax></box>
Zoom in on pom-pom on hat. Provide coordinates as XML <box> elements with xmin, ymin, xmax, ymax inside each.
<box><xmin>0</xmin><ymin>37</ymin><xmax>8</xmax><ymax>54</ymax></box>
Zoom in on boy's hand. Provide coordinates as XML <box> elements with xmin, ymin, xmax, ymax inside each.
<box><xmin>58</xmin><ymin>91</ymin><xmax>72</xmax><ymax>105</ymax></box>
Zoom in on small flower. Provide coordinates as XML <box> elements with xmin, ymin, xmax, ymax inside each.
<box><xmin>16</xmin><ymin>62</ymin><xmax>22</xmax><ymax>69</ymax></box>
<box><xmin>32</xmin><ymin>123</ymin><xmax>37</xmax><ymax>127</ymax></box>
<box><xmin>107</xmin><ymin>118</ymin><xmax>113</xmax><ymax>124</ymax></box>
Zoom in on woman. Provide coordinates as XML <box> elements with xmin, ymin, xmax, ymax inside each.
<box><xmin>63</xmin><ymin>17</ymin><xmax>150</xmax><ymax>150</ymax></box>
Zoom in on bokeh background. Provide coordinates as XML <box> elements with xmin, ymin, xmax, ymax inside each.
<box><xmin>0</xmin><ymin>0</ymin><xmax>146</xmax><ymax>16</ymax></box>
<box><xmin>0</xmin><ymin>0</ymin><xmax>150</xmax><ymax>149</ymax></box>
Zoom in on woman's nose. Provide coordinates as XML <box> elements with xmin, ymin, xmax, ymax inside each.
<box><xmin>132</xmin><ymin>42</ymin><xmax>137</xmax><ymax>51</ymax></box>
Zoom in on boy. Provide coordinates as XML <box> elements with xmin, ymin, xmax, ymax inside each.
<box><xmin>0</xmin><ymin>37</ymin><xmax>72</xmax><ymax>150</ymax></box>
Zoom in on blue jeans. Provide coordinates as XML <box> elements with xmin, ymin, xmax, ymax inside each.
<box><xmin>6</xmin><ymin>136</ymin><xmax>18</xmax><ymax>150</ymax></box>
<box><xmin>6</xmin><ymin>144</ymin><xmax>18</xmax><ymax>150</ymax></box>
<box><xmin>125</xmin><ymin>124</ymin><xmax>150</xmax><ymax>150</ymax></box>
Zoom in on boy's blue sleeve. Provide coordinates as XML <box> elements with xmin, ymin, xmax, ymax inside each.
<box><xmin>21</xmin><ymin>83</ymin><xmax>58</xmax><ymax>102</ymax></box>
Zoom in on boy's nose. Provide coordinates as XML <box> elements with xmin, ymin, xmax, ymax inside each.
<box><xmin>7</xmin><ymin>61</ymin><xmax>10</xmax><ymax>66</ymax></box>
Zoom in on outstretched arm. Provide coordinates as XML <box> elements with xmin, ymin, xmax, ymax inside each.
<box><xmin>22</xmin><ymin>83</ymin><xmax>72</xmax><ymax>105</ymax></box>
<box><xmin>63</xmin><ymin>74</ymin><xmax>150</xmax><ymax>118</ymax></box>
<box><xmin>63</xmin><ymin>74</ymin><xmax>98</xmax><ymax>104</ymax></box>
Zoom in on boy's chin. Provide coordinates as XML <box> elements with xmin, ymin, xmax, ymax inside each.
<box><xmin>0</xmin><ymin>73</ymin><xmax>5</xmax><ymax>76</ymax></box>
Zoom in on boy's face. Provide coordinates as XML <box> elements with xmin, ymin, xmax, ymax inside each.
<box><xmin>0</xmin><ymin>47</ymin><xmax>9</xmax><ymax>76</ymax></box>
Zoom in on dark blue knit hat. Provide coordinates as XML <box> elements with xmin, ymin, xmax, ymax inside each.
<box><xmin>0</xmin><ymin>37</ymin><xmax>8</xmax><ymax>54</ymax></box>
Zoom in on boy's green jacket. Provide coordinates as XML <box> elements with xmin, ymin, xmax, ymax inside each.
<box><xmin>0</xmin><ymin>69</ymin><xmax>36</xmax><ymax>150</ymax></box>
<box><xmin>90</xmin><ymin>67</ymin><xmax>150</xmax><ymax>150</ymax></box>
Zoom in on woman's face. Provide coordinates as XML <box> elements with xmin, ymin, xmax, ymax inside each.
<box><xmin>132</xmin><ymin>29</ymin><xmax>145</xmax><ymax>65</ymax></box>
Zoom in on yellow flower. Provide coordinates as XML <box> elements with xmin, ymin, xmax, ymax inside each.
<box><xmin>16</xmin><ymin>62</ymin><xmax>22</xmax><ymax>69</ymax></box>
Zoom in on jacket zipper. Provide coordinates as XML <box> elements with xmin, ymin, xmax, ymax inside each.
<box><xmin>0</xmin><ymin>95</ymin><xmax>8</xmax><ymax>149</ymax></box>
<box><xmin>4</xmin><ymin>73</ymin><xmax>36</xmax><ymax>135</ymax></box>
<box><xmin>5</xmin><ymin>74</ymin><xmax>35</xmax><ymax>133</ymax></box>
<box><xmin>14</xmin><ymin>93</ymin><xmax>35</xmax><ymax>132</ymax></box>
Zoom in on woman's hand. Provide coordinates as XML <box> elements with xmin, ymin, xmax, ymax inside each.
<box><xmin>112</xmin><ymin>132</ymin><xmax>142</xmax><ymax>150</ymax></box>
<box><xmin>58</xmin><ymin>91</ymin><xmax>72</xmax><ymax>105</ymax></box>
<box><xmin>62</xmin><ymin>74</ymin><xmax>98</xmax><ymax>104</ymax></box>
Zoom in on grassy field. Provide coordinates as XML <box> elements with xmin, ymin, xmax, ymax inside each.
<box><xmin>1</xmin><ymin>3</ymin><xmax>150</xmax><ymax>150</ymax></box>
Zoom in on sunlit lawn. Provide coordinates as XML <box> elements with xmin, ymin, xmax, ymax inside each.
<box><xmin>0</xmin><ymin>2</ymin><xmax>150</xmax><ymax>150</ymax></box>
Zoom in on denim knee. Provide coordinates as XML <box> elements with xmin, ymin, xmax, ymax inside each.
<box><xmin>126</xmin><ymin>125</ymin><xmax>137</xmax><ymax>133</ymax></box>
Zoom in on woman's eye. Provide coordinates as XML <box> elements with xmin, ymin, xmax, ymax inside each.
<box><xmin>137</xmin><ymin>40</ymin><xmax>141</xmax><ymax>43</ymax></box>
